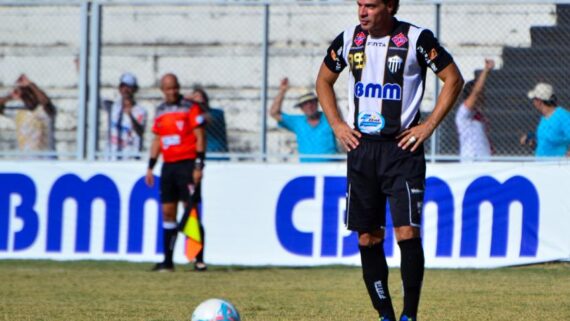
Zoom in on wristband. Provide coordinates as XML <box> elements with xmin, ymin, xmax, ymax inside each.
<box><xmin>148</xmin><ymin>157</ymin><xmax>157</xmax><ymax>170</ymax></box>
<box><xmin>195</xmin><ymin>152</ymin><xmax>205</xmax><ymax>170</ymax></box>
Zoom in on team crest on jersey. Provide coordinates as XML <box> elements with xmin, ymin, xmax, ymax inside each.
<box><xmin>354</xmin><ymin>32</ymin><xmax>366</xmax><ymax>47</ymax></box>
<box><xmin>391</xmin><ymin>32</ymin><xmax>408</xmax><ymax>47</ymax></box>
<box><xmin>176</xmin><ymin>120</ymin><xmax>184</xmax><ymax>131</ymax></box>
<box><xmin>387</xmin><ymin>55</ymin><xmax>403</xmax><ymax>73</ymax></box>
<box><xmin>357</xmin><ymin>112</ymin><xmax>385</xmax><ymax>134</ymax></box>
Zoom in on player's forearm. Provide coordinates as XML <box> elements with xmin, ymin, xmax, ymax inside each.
<box><xmin>316</xmin><ymin>65</ymin><xmax>343</xmax><ymax>128</ymax></box>
<box><xmin>194</xmin><ymin>126</ymin><xmax>206</xmax><ymax>154</ymax></box>
<box><xmin>425</xmin><ymin>65</ymin><xmax>464</xmax><ymax>131</ymax></box>
<box><xmin>149</xmin><ymin>136</ymin><xmax>161</xmax><ymax>159</ymax></box>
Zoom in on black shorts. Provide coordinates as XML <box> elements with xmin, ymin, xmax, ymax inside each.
<box><xmin>160</xmin><ymin>159</ymin><xmax>196</xmax><ymax>204</ymax></box>
<box><xmin>346</xmin><ymin>137</ymin><xmax>426</xmax><ymax>231</ymax></box>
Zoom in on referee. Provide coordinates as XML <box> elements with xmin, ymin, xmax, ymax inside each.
<box><xmin>145</xmin><ymin>73</ymin><xmax>206</xmax><ymax>272</ymax></box>
<box><xmin>316</xmin><ymin>1</ymin><xmax>463</xmax><ymax>320</ymax></box>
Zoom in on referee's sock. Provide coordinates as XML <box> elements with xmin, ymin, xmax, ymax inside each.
<box><xmin>360</xmin><ymin>242</ymin><xmax>396</xmax><ymax>321</ymax></box>
<box><xmin>398</xmin><ymin>238</ymin><xmax>425</xmax><ymax>319</ymax></box>
<box><xmin>163</xmin><ymin>221</ymin><xmax>178</xmax><ymax>266</ymax></box>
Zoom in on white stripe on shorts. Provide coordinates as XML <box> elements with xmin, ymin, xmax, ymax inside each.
<box><xmin>405</xmin><ymin>181</ymin><xmax>421</xmax><ymax>227</ymax></box>
<box><xmin>345</xmin><ymin>183</ymin><xmax>352</xmax><ymax>227</ymax></box>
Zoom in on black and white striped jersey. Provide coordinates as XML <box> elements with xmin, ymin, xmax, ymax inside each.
<box><xmin>323</xmin><ymin>19</ymin><xmax>453</xmax><ymax>137</ymax></box>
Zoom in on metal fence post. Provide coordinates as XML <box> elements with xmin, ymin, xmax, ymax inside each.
<box><xmin>76</xmin><ymin>0</ymin><xmax>89</xmax><ymax>160</ymax></box>
<box><xmin>87</xmin><ymin>1</ymin><xmax>102</xmax><ymax>161</ymax></box>
<box><xmin>430</xmin><ymin>2</ymin><xmax>441</xmax><ymax>162</ymax></box>
<box><xmin>260</xmin><ymin>3</ymin><xmax>270</xmax><ymax>161</ymax></box>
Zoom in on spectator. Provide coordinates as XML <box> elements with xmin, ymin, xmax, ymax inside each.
<box><xmin>521</xmin><ymin>82</ymin><xmax>570</xmax><ymax>157</ymax></box>
<box><xmin>455</xmin><ymin>59</ymin><xmax>494</xmax><ymax>160</ymax></box>
<box><xmin>145</xmin><ymin>73</ymin><xmax>207</xmax><ymax>272</ymax></box>
<box><xmin>187</xmin><ymin>86</ymin><xmax>228</xmax><ymax>155</ymax></box>
<box><xmin>269</xmin><ymin>77</ymin><xmax>337</xmax><ymax>162</ymax></box>
<box><xmin>105</xmin><ymin>73</ymin><xmax>147</xmax><ymax>159</ymax></box>
<box><xmin>0</xmin><ymin>74</ymin><xmax>56</xmax><ymax>157</ymax></box>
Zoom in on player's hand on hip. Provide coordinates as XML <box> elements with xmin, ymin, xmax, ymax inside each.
<box><xmin>145</xmin><ymin>170</ymin><xmax>155</xmax><ymax>187</ymax></box>
<box><xmin>332</xmin><ymin>122</ymin><xmax>361</xmax><ymax>151</ymax></box>
<box><xmin>397</xmin><ymin>123</ymin><xmax>432</xmax><ymax>152</ymax></box>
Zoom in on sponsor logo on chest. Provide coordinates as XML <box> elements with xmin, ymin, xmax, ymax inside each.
<box><xmin>354</xmin><ymin>82</ymin><xmax>402</xmax><ymax>100</ymax></box>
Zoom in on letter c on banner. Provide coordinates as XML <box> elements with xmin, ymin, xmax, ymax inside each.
<box><xmin>276</xmin><ymin>176</ymin><xmax>315</xmax><ymax>256</ymax></box>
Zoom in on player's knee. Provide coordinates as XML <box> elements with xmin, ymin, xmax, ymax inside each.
<box><xmin>358</xmin><ymin>231</ymin><xmax>384</xmax><ymax>247</ymax></box>
<box><xmin>394</xmin><ymin>226</ymin><xmax>420</xmax><ymax>241</ymax></box>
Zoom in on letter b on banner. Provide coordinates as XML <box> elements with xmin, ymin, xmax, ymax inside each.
<box><xmin>0</xmin><ymin>174</ymin><xmax>39</xmax><ymax>251</ymax></box>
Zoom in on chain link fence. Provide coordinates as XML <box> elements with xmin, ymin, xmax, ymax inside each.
<box><xmin>0</xmin><ymin>1</ymin><xmax>83</xmax><ymax>159</ymax></box>
<box><xmin>0</xmin><ymin>1</ymin><xmax>567</xmax><ymax>161</ymax></box>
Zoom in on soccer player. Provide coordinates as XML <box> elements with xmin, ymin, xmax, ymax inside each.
<box><xmin>145</xmin><ymin>73</ymin><xmax>206</xmax><ymax>272</ymax></box>
<box><xmin>315</xmin><ymin>0</ymin><xmax>464</xmax><ymax>320</ymax></box>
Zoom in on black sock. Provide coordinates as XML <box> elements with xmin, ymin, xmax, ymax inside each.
<box><xmin>398</xmin><ymin>238</ymin><xmax>425</xmax><ymax>319</ymax></box>
<box><xmin>196</xmin><ymin>223</ymin><xmax>205</xmax><ymax>263</ymax></box>
<box><xmin>360</xmin><ymin>242</ymin><xmax>396</xmax><ymax>320</ymax></box>
<box><xmin>163</xmin><ymin>227</ymin><xmax>178</xmax><ymax>265</ymax></box>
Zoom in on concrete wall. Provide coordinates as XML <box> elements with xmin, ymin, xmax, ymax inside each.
<box><xmin>0</xmin><ymin>3</ymin><xmax>556</xmax><ymax>157</ymax></box>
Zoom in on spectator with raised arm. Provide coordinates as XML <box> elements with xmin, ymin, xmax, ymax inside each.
<box><xmin>455</xmin><ymin>59</ymin><xmax>494</xmax><ymax>160</ymax></box>
<box><xmin>270</xmin><ymin>77</ymin><xmax>337</xmax><ymax>162</ymax></box>
<box><xmin>0</xmin><ymin>74</ymin><xmax>56</xmax><ymax>157</ymax></box>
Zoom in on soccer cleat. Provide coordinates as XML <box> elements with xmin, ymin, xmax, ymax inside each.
<box><xmin>399</xmin><ymin>315</ymin><xmax>415</xmax><ymax>321</ymax></box>
<box><xmin>151</xmin><ymin>262</ymin><xmax>175</xmax><ymax>272</ymax></box>
<box><xmin>194</xmin><ymin>262</ymin><xmax>208</xmax><ymax>271</ymax></box>
<box><xmin>379</xmin><ymin>316</ymin><xmax>394</xmax><ymax>321</ymax></box>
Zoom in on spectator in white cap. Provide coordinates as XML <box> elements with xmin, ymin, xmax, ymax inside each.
<box><xmin>520</xmin><ymin>82</ymin><xmax>570</xmax><ymax>157</ymax></box>
<box><xmin>104</xmin><ymin>72</ymin><xmax>147</xmax><ymax>159</ymax></box>
<box><xmin>269</xmin><ymin>77</ymin><xmax>337</xmax><ymax>162</ymax></box>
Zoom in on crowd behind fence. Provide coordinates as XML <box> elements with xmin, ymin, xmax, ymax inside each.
<box><xmin>0</xmin><ymin>0</ymin><xmax>568</xmax><ymax>162</ymax></box>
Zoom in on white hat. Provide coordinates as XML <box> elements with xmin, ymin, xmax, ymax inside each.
<box><xmin>527</xmin><ymin>82</ymin><xmax>554</xmax><ymax>101</ymax></box>
<box><xmin>295</xmin><ymin>92</ymin><xmax>318</xmax><ymax>108</ymax></box>
<box><xmin>120</xmin><ymin>72</ymin><xmax>138</xmax><ymax>88</ymax></box>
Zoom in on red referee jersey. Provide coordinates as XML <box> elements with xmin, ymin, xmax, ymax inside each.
<box><xmin>152</xmin><ymin>98</ymin><xmax>204</xmax><ymax>163</ymax></box>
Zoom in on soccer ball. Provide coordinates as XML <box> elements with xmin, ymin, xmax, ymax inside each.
<box><xmin>190</xmin><ymin>298</ymin><xmax>241</xmax><ymax>321</ymax></box>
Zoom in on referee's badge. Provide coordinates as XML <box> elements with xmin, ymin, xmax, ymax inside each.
<box><xmin>357</xmin><ymin>111</ymin><xmax>385</xmax><ymax>134</ymax></box>
<box><xmin>387</xmin><ymin>55</ymin><xmax>403</xmax><ymax>74</ymax></box>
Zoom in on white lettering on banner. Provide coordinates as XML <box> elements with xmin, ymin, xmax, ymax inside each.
<box><xmin>0</xmin><ymin>162</ymin><xmax>569</xmax><ymax>268</ymax></box>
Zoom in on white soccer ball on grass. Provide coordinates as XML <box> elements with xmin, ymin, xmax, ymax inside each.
<box><xmin>190</xmin><ymin>298</ymin><xmax>241</xmax><ymax>321</ymax></box>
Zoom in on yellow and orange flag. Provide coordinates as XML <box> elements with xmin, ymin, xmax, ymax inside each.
<box><xmin>180</xmin><ymin>206</ymin><xmax>203</xmax><ymax>262</ymax></box>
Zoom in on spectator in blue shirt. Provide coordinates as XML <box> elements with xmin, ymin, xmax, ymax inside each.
<box><xmin>188</xmin><ymin>86</ymin><xmax>228</xmax><ymax>155</ymax></box>
<box><xmin>521</xmin><ymin>82</ymin><xmax>570</xmax><ymax>157</ymax></box>
<box><xmin>270</xmin><ymin>77</ymin><xmax>338</xmax><ymax>162</ymax></box>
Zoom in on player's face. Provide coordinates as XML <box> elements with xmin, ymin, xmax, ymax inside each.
<box><xmin>357</xmin><ymin>0</ymin><xmax>394</xmax><ymax>35</ymax></box>
<box><xmin>161</xmin><ymin>77</ymin><xmax>180</xmax><ymax>104</ymax></box>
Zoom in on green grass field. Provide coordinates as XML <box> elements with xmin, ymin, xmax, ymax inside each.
<box><xmin>0</xmin><ymin>260</ymin><xmax>569</xmax><ymax>321</ymax></box>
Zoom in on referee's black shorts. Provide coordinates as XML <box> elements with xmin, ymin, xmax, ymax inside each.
<box><xmin>159</xmin><ymin>159</ymin><xmax>196</xmax><ymax>204</ymax></box>
<box><xmin>346</xmin><ymin>136</ymin><xmax>426</xmax><ymax>232</ymax></box>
